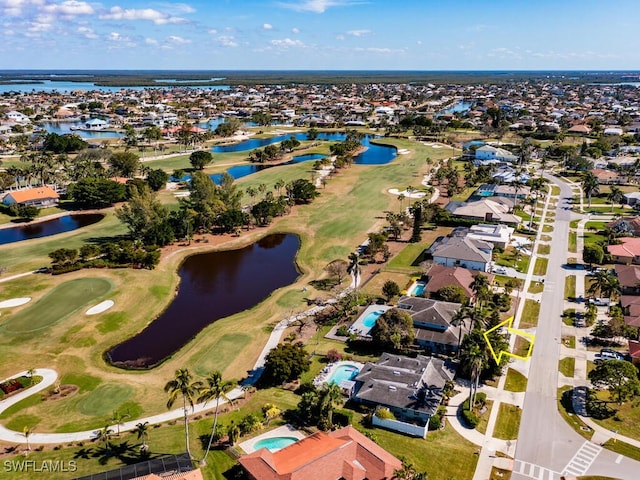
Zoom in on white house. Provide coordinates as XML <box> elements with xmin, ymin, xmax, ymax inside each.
<box><xmin>475</xmin><ymin>145</ymin><xmax>518</xmax><ymax>163</ymax></box>
<box><xmin>5</xmin><ymin>111</ymin><xmax>30</xmax><ymax>124</ymax></box>
<box><xmin>429</xmin><ymin>235</ymin><xmax>494</xmax><ymax>272</ymax></box>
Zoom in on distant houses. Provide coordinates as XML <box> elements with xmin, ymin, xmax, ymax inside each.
<box><xmin>474</xmin><ymin>145</ymin><xmax>518</xmax><ymax>163</ymax></box>
<box><xmin>2</xmin><ymin>187</ymin><xmax>59</xmax><ymax>208</ymax></box>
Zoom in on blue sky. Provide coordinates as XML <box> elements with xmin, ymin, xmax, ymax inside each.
<box><xmin>1</xmin><ymin>0</ymin><xmax>638</xmax><ymax>70</ymax></box>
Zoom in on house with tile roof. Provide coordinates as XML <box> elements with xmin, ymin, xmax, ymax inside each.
<box><xmin>396</xmin><ymin>296</ymin><xmax>468</xmax><ymax>354</ymax></box>
<box><xmin>608</xmin><ymin>237</ymin><xmax>640</xmax><ymax>265</ymax></box>
<box><xmin>239</xmin><ymin>426</ymin><xmax>402</xmax><ymax>480</ymax></box>
<box><xmin>2</xmin><ymin>187</ymin><xmax>59</xmax><ymax>208</ymax></box>
<box><xmin>614</xmin><ymin>264</ymin><xmax>640</xmax><ymax>295</ymax></box>
<box><xmin>424</xmin><ymin>264</ymin><xmax>494</xmax><ymax>299</ymax></box>
<box><xmin>607</xmin><ymin>217</ymin><xmax>640</xmax><ymax>237</ymax></box>
<box><xmin>445</xmin><ymin>198</ymin><xmax>521</xmax><ymax>225</ymax></box>
<box><xmin>352</xmin><ymin>353</ymin><xmax>455</xmax><ymax>438</ymax></box>
<box><xmin>428</xmin><ymin>234</ymin><xmax>494</xmax><ymax>272</ymax></box>
<box><xmin>475</xmin><ymin>145</ymin><xmax>518</xmax><ymax>163</ymax></box>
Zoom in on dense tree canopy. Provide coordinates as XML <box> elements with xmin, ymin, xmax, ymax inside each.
<box><xmin>370</xmin><ymin>308</ymin><xmax>415</xmax><ymax>350</ymax></box>
<box><xmin>189</xmin><ymin>150</ymin><xmax>213</xmax><ymax>170</ymax></box>
<box><xmin>69</xmin><ymin>177</ymin><xmax>127</xmax><ymax>208</ymax></box>
<box><xmin>262</xmin><ymin>342</ymin><xmax>310</xmax><ymax>386</ymax></box>
<box><xmin>109</xmin><ymin>151</ymin><xmax>140</xmax><ymax>178</ymax></box>
<box><xmin>43</xmin><ymin>133</ymin><xmax>88</xmax><ymax>153</ymax></box>
<box><xmin>116</xmin><ymin>186</ymin><xmax>174</xmax><ymax>246</ymax></box>
<box><xmin>589</xmin><ymin>360</ymin><xmax>640</xmax><ymax>405</ymax></box>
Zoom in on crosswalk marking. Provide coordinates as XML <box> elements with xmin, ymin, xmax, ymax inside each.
<box><xmin>561</xmin><ymin>440</ymin><xmax>602</xmax><ymax>476</ymax></box>
<box><xmin>514</xmin><ymin>460</ymin><xmax>561</xmax><ymax>480</ymax></box>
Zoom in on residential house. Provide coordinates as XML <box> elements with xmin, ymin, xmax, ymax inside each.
<box><xmin>615</xmin><ymin>264</ymin><xmax>640</xmax><ymax>295</ymax></box>
<box><xmin>620</xmin><ymin>295</ymin><xmax>640</xmax><ymax>329</ymax></box>
<box><xmin>424</xmin><ymin>264</ymin><xmax>494</xmax><ymax>299</ymax></box>
<box><xmin>2</xmin><ymin>187</ymin><xmax>59</xmax><ymax>208</ymax></box>
<box><xmin>466</xmin><ymin>224</ymin><xmax>514</xmax><ymax>249</ymax></box>
<box><xmin>397</xmin><ymin>295</ymin><xmax>468</xmax><ymax>353</ymax></box>
<box><xmin>4</xmin><ymin>110</ymin><xmax>30</xmax><ymax>124</ymax></box>
<box><xmin>624</xmin><ymin>192</ymin><xmax>640</xmax><ymax>207</ymax></box>
<box><xmin>591</xmin><ymin>168</ymin><xmax>623</xmax><ymax>185</ymax></box>
<box><xmin>445</xmin><ymin>198</ymin><xmax>521</xmax><ymax>225</ymax></box>
<box><xmin>352</xmin><ymin>353</ymin><xmax>455</xmax><ymax>438</ymax></box>
<box><xmin>628</xmin><ymin>340</ymin><xmax>640</xmax><ymax>366</ymax></box>
<box><xmin>475</xmin><ymin>145</ymin><xmax>518</xmax><ymax>163</ymax></box>
<box><xmin>567</xmin><ymin>124</ymin><xmax>592</xmax><ymax>135</ymax></box>
<box><xmin>239</xmin><ymin>426</ymin><xmax>402</xmax><ymax>480</ymax></box>
<box><xmin>73</xmin><ymin>454</ymin><xmax>200</xmax><ymax>480</ymax></box>
<box><xmin>429</xmin><ymin>235</ymin><xmax>494</xmax><ymax>272</ymax></box>
<box><xmin>607</xmin><ymin>217</ymin><xmax>640</xmax><ymax>237</ymax></box>
<box><xmin>608</xmin><ymin>238</ymin><xmax>640</xmax><ymax>265</ymax></box>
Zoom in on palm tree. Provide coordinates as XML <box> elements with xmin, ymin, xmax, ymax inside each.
<box><xmin>165</xmin><ymin>368</ymin><xmax>202</xmax><ymax>459</ymax></box>
<box><xmin>227</xmin><ymin>422</ymin><xmax>240</xmax><ymax>445</ymax></box>
<box><xmin>347</xmin><ymin>252</ymin><xmax>361</xmax><ymax>289</ymax></box>
<box><xmin>319</xmin><ymin>383</ymin><xmax>342</xmax><ymax>427</ymax></box>
<box><xmin>582</xmin><ymin>172</ymin><xmax>600</xmax><ymax>208</ymax></box>
<box><xmin>450</xmin><ymin>308</ymin><xmax>469</xmax><ymax>357</ymax></box>
<box><xmin>26</xmin><ymin>369</ymin><xmax>35</xmax><ymax>385</ymax></box>
<box><xmin>22</xmin><ymin>426</ymin><xmax>35</xmax><ymax>453</ymax></box>
<box><xmin>197</xmin><ymin>371</ymin><xmax>236</xmax><ymax>464</ymax></box>
<box><xmin>93</xmin><ymin>425</ymin><xmax>114</xmax><ymax>450</ymax></box>
<box><xmin>464</xmin><ymin>344</ymin><xmax>485</xmax><ymax>408</ymax></box>
<box><xmin>111</xmin><ymin>410</ymin><xmax>130</xmax><ymax>437</ymax></box>
<box><xmin>511</xmin><ymin>179</ymin><xmax>526</xmax><ymax>208</ymax></box>
<box><xmin>274</xmin><ymin>179</ymin><xmax>285</xmax><ymax>197</ymax></box>
<box><xmin>607</xmin><ymin>186</ymin><xmax>624</xmax><ymax>212</ymax></box>
<box><xmin>470</xmin><ymin>274</ymin><xmax>491</xmax><ymax>309</ymax></box>
<box><xmin>398</xmin><ymin>193</ymin><xmax>406</xmax><ymax>213</ymax></box>
<box><xmin>587</xmin><ymin>270</ymin><xmax>621</xmax><ymax>300</ymax></box>
<box><xmin>134</xmin><ymin>422</ymin><xmax>150</xmax><ymax>451</ymax></box>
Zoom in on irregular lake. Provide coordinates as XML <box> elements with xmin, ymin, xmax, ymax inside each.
<box><xmin>209</xmin><ymin>153</ymin><xmax>328</xmax><ymax>184</ymax></box>
<box><xmin>212</xmin><ymin>132</ymin><xmax>397</xmax><ymax>165</ymax></box>
<box><xmin>0</xmin><ymin>214</ymin><xmax>104</xmax><ymax>246</ymax></box>
<box><xmin>106</xmin><ymin>233</ymin><xmax>301</xmax><ymax>369</ymax></box>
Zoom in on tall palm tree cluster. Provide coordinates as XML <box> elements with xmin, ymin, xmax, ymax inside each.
<box><xmin>164</xmin><ymin>368</ymin><xmax>235</xmax><ymax>463</ymax></box>
<box><xmin>454</xmin><ymin>274</ymin><xmax>511</xmax><ymax>409</ymax></box>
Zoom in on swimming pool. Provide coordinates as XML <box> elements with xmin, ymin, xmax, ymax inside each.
<box><xmin>327</xmin><ymin>364</ymin><xmax>360</xmax><ymax>385</ymax></box>
<box><xmin>409</xmin><ymin>282</ymin><xmax>426</xmax><ymax>297</ymax></box>
<box><xmin>362</xmin><ymin>309</ymin><xmax>386</xmax><ymax>328</ymax></box>
<box><xmin>253</xmin><ymin>436</ymin><xmax>299</xmax><ymax>452</ymax></box>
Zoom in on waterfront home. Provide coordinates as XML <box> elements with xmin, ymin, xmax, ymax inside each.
<box><xmin>475</xmin><ymin>145</ymin><xmax>518</xmax><ymax>163</ymax></box>
<box><xmin>239</xmin><ymin>426</ymin><xmax>401</xmax><ymax>480</ymax></box>
<box><xmin>352</xmin><ymin>353</ymin><xmax>455</xmax><ymax>438</ymax></box>
<box><xmin>2</xmin><ymin>187</ymin><xmax>59</xmax><ymax>208</ymax></box>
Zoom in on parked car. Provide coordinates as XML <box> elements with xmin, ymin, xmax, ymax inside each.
<box><xmin>594</xmin><ymin>351</ymin><xmax>624</xmax><ymax>363</ymax></box>
<box><xmin>588</xmin><ymin>298</ymin><xmax>611</xmax><ymax>307</ymax></box>
<box><xmin>492</xmin><ymin>266</ymin><xmax>508</xmax><ymax>274</ymax></box>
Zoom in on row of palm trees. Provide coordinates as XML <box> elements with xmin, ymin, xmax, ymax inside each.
<box><xmin>164</xmin><ymin>368</ymin><xmax>235</xmax><ymax>464</ymax></box>
<box><xmin>582</xmin><ymin>172</ymin><xmax>625</xmax><ymax>210</ymax></box>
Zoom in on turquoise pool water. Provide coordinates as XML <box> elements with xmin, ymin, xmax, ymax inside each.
<box><xmin>254</xmin><ymin>436</ymin><xmax>299</xmax><ymax>452</ymax></box>
<box><xmin>327</xmin><ymin>364</ymin><xmax>360</xmax><ymax>385</ymax></box>
<box><xmin>411</xmin><ymin>283</ymin><xmax>426</xmax><ymax>296</ymax></box>
<box><xmin>362</xmin><ymin>309</ymin><xmax>385</xmax><ymax>328</ymax></box>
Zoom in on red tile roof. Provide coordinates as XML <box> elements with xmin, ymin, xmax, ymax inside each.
<box><xmin>608</xmin><ymin>237</ymin><xmax>640</xmax><ymax>258</ymax></box>
<box><xmin>239</xmin><ymin>426</ymin><xmax>402</xmax><ymax>480</ymax></box>
<box><xmin>629</xmin><ymin>340</ymin><xmax>640</xmax><ymax>358</ymax></box>
<box><xmin>6</xmin><ymin>187</ymin><xmax>59</xmax><ymax>203</ymax></box>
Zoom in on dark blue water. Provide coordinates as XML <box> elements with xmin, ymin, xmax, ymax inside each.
<box><xmin>0</xmin><ymin>214</ymin><xmax>104</xmax><ymax>245</ymax></box>
<box><xmin>39</xmin><ymin>120</ymin><xmax>122</xmax><ymax>139</ymax></box>
<box><xmin>212</xmin><ymin>132</ymin><xmax>396</xmax><ymax>165</ymax></box>
<box><xmin>0</xmin><ymin>80</ymin><xmax>230</xmax><ymax>94</ymax></box>
<box><xmin>106</xmin><ymin>233</ymin><xmax>301</xmax><ymax>369</ymax></box>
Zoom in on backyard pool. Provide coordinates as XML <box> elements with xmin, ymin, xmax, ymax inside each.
<box><xmin>327</xmin><ymin>364</ymin><xmax>360</xmax><ymax>385</ymax></box>
<box><xmin>253</xmin><ymin>436</ymin><xmax>299</xmax><ymax>452</ymax></box>
<box><xmin>409</xmin><ymin>281</ymin><xmax>426</xmax><ymax>297</ymax></box>
<box><xmin>349</xmin><ymin>305</ymin><xmax>392</xmax><ymax>337</ymax></box>
<box><xmin>362</xmin><ymin>309</ymin><xmax>386</xmax><ymax>328</ymax></box>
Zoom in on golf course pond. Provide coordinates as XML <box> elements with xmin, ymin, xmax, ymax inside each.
<box><xmin>0</xmin><ymin>213</ymin><xmax>104</xmax><ymax>246</ymax></box>
<box><xmin>106</xmin><ymin>233</ymin><xmax>301</xmax><ymax>369</ymax></box>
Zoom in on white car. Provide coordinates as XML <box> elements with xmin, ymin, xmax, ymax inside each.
<box><xmin>493</xmin><ymin>266</ymin><xmax>508</xmax><ymax>274</ymax></box>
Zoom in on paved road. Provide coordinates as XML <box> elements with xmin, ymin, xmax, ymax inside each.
<box><xmin>512</xmin><ymin>175</ymin><xmax>639</xmax><ymax>480</ymax></box>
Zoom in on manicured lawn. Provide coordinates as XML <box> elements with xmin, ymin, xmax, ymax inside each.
<box><xmin>564</xmin><ymin>276</ymin><xmax>576</xmax><ymax>300</ymax></box>
<box><xmin>493</xmin><ymin>403</ymin><xmax>521</xmax><ymax>440</ymax></box>
<box><xmin>563</xmin><ymin>336</ymin><xmax>576</xmax><ymax>349</ymax></box>
<box><xmin>476</xmin><ymin>399</ymin><xmax>494</xmax><ymax>435</ymax></box>
<box><xmin>533</xmin><ymin>257</ymin><xmax>548</xmax><ymax>276</ymax></box>
<box><xmin>570</xmin><ymin>220</ymin><xmax>580</xmax><ymax>229</ymax></box>
<box><xmin>519</xmin><ymin>299</ymin><xmax>540</xmax><ymax>329</ymax></box>
<box><xmin>513</xmin><ymin>336</ymin><xmax>532</xmax><ymax>358</ymax></box>
<box><xmin>537</xmin><ymin>244</ymin><xmax>550</xmax><ymax>255</ymax></box>
<box><xmin>602</xmin><ymin>438</ymin><xmax>640</xmax><ymax>463</ymax></box>
<box><xmin>504</xmin><ymin>368</ymin><xmax>527</xmax><ymax>392</ymax></box>
<box><xmin>490</xmin><ymin>467</ymin><xmax>512</xmax><ymax>480</ymax></box>
<box><xmin>591</xmin><ymin>390</ymin><xmax>640</xmax><ymax>441</ymax></box>
<box><xmin>569</xmin><ymin>232</ymin><xmax>577</xmax><ymax>253</ymax></box>
<box><xmin>559</xmin><ymin>357</ymin><xmax>575</xmax><ymax>378</ymax></box>
<box><xmin>1</xmin><ymin>277</ymin><xmax>112</xmax><ymax>334</ymax></box>
<box><xmin>528</xmin><ymin>282</ymin><xmax>544</xmax><ymax>294</ymax></box>
<box><xmin>542</xmin><ymin>225</ymin><xmax>553</xmax><ymax>233</ymax></box>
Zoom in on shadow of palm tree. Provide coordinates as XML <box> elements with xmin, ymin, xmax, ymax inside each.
<box><xmin>73</xmin><ymin>447</ymin><xmax>94</xmax><ymax>460</ymax></box>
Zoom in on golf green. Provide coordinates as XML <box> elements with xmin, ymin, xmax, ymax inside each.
<box><xmin>1</xmin><ymin>277</ymin><xmax>112</xmax><ymax>333</ymax></box>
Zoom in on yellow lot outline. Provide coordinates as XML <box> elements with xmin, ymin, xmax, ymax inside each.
<box><xmin>484</xmin><ymin>316</ymin><xmax>535</xmax><ymax>364</ymax></box>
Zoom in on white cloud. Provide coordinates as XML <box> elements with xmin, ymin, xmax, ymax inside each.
<box><xmin>42</xmin><ymin>0</ymin><xmax>94</xmax><ymax>17</ymax></box>
<box><xmin>208</xmin><ymin>28</ymin><xmax>217</xmax><ymax>34</ymax></box>
<box><xmin>346</xmin><ymin>29</ymin><xmax>371</xmax><ymax>37</ymax></box>
<box><xmin>77</xmin><ymin>26</ymin><xmax>98</xmax><ymax>39</ymax></box>
<box><xmin>335</xmin><ymin>34</ymin><xmax>345</xmax><ymax>40</ymax></box>
<box><xmin>99</xmin><ymin>7</ymin><xmax>187</xmax><ymax>25</ymax></box>
<box><xmin>292</xmin><ymin>27</ymin><xmax>299</xmax><ymax>34</ymax></box>
<box><xmin>145</xmin><ymin>37</ymin><xmax>158</xmax><ymax>45</ymax></box>
<box><xmin>263</xmin><ymin>23</ymin><xmax>273</xmax><ymax>30</ymax></box>
<box><xmin>168</xmin><ymin>35</ymin><xmax>191</xmax><ymax>45</ymax></box>
<box><xmin>108</xmin><ymin>32</ymin><xmax>122</xmax><ymax>41</ymax></box>
<box><xmin>277</xmin><ymin>0</ymin><xmax>365</xmax><ymax>14</ymax></box>
<box><xmin>216</xmin><ymin>35</ymin><xmax>238</xmax><ymax>47</ymax></box>
<box><xmin>354</xmin><ymin>46</ymin><xmax>405</xmax><ymax>54</ymax></box>
<box><xmin>271</xmin><ymin>38</ymin><xmax>305</xmax><ymax>48</ymax></box>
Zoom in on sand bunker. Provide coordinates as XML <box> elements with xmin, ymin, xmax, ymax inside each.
<box><xmin>388</xmin><ymin>188</ymin><xmax>426</xmax><ymax>199</ymax></box>
<box><xmin>0</xmin><ymin>297</ymin><xmax>31</xmax><ymax>308</ymax></box>
<box><xmin>86</xmin><ymin>300</ymin><xmax>114</xmax><ymax>315</ymax></box>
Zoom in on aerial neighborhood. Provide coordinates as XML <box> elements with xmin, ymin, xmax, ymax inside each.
<box><xmin>2</xmin><ymin>71</ymin><xmax>640</xmax><ymax>480</ymax></box>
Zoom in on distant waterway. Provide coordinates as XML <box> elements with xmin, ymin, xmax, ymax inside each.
<box><xmin>106</xmin><ymin>233</ymin><xmax>301</xmax><ymax>369</ymax></box>
<box><xmin>0</xmin><ymin>213</ymin><xmax>104</xmax><ymax>246</ymax></box>
<box><xmin>39</xmin><ymin>120</ymin><xmax>122</xmax><ymax>139</ymax></box>
<box><xmin>0</xmin><ymin>80</ymin><xmax>230</xmax><ymax>94</ymax></box>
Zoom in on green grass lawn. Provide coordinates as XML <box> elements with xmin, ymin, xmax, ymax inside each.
<box><xmin>537</xmin><ymin>244</ymin><xmax>550</xmax><ymax>255</ymax></box>
<box><xmin>476</xmin><ymin>399</ymin><xmax>494</xmax><ymax>435</ymax></box>
<box><xmin>602</xmin><ymin>438</ymin><xmax>640</xmax><ymax>463</ymax></box>
<box><xmin>559</xmin><ymin>357</ymin><xmax>575</xmax><ymax>378</ymax></box>
<box><xmin>0</xmin><ymin>277</ymin><xmax>112</xmax><ymax>334</ymax></box>
<box><xmin>591</xmin><ymin>390</ymin><xmax>640</xmax><ymax>441</ymax></box>
<box><xmin>528</xmin><ymin>282</ymin><xmax>544</xmax><ymax>294</ymax></box>
<box><xmin>519</xmin><ymin>299</ymin><xmax>540</xmax><ymax>329</ymax></box>
<box><xmin>569</xmin><ymin>232</ymin><xmax>577</xmax><ymax>253</ymax></box>
<box><xmin>564</xmin><ymin>276</ymin><xmax>576</xmax><ymax>300</ymax></box>
<box><xmin>504</xmin><ymin>368</ymin><xmax>527</xmax><ymax>392</ymax></box>
<box><xmin>533</xmin><ymin>258</ymin><xmax>548</xmax><ymax>276</ymax></box>
<box><xmin>493</xmin><ymin>403</ymin><xmax>521</xmax><ymax>440</ymax></box>
<box><xmin>563</xmin><ymin>336</ymin><xmax>576</xmax><ymax>349</ymax></box>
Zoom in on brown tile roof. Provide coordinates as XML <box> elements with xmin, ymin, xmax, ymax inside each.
<box><xmin>629</xmin><ymin>340</ymin><xmax>640</xmax><ymax>358</ymax></box>
<box><xmin>6</xmin><ymin>187</ymin><xmax>59</xmax><ymax>203</ymax></box>
<box><xmin>615</xmin><ymin>264</ymin><xmax>640</xmax><ymax>288</ymax></box>
<box><xmin>239</xmin><ymin>426</ymin><xmax>401</xmax><ymax>480</ymax></box>
<box><xmin>425</xmin><ymin>265</ymin><xmax>494</xmax><ymax>297</ymax></box>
